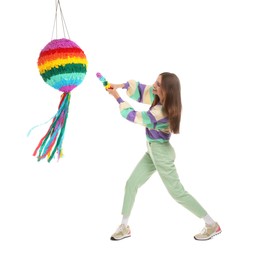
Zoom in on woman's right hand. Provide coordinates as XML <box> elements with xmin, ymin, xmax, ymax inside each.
<box><xmin>107</xmin><ymin>87</ymin><xmax>120</xmax><ymax>100</ymax></box>
<box><xmin>110</xmin><ymin>83</ymin><xmax>124</xmax><ymax>90</ymax></box>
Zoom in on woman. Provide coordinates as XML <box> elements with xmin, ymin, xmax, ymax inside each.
<box><xmin>107</xmin><ymin>72</ymin><xmax>221</xmax><ymax>241</ymax></box>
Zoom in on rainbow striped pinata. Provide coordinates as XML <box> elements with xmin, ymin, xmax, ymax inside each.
<box><xmin>32</xmin><ymin>38</ymin><xmax>88</xmax><ymax>162</ymax></box>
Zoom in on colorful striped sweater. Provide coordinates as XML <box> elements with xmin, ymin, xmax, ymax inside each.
<box><xmin>116</xmin><ymin>80</ymin><xmax>171</xmax><ymax>142</ymax></box>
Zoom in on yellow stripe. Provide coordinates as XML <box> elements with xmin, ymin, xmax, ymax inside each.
<box><xmin>127</xmin><ymin>80</ymin><xmax>137</xmax><ymax>96</ymax></box>
<box><xmin>143</xmin><ymin>85</ymin><xmax>152</xmax><ymax>104</ymax></box>
<box><xmin>38</xmin><ymin>57</ymin><xmax>88</xmax><ymax>73</ymax></box>
<box><xmin>134</xmin><ymin>112</ymin><xmax>144</xmax><ymax>125</ymax></box>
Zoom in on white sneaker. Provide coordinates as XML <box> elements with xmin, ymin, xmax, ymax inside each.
<box><xmin>194</xmin><ymin>222</ymin><xmax>222</xmax><ymax>241</ymax></box>
<box><xmin>110</xmin><ymin>224</ymin><xmax>131</xmax><ymax>241</ymax></box>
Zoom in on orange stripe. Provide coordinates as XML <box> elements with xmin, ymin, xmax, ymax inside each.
<box><xmin>38</xmin><ymin>52</ymin><xmax>86</xmax><ymax>66</ymax></box>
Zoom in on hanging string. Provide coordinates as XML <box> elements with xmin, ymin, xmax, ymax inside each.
<box><xmin>51</xmin><ymin>0</ymin><xmax>70</xmax><ymax>40</ymax></box>
<box><xmin>51</xmin><ymin>0</ymin><xmax>59</xmax><ymax>39</ymax></box>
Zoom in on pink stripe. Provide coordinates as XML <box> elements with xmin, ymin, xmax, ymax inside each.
<box><xmin>59</xmin><ymin>85</ymin><xmax>77</xmax><ymax>93</ymax></box>
<box><xmin>42</xmin><ymin>39</ymin><xmax>81</xmax><ymax>52</ymax></box>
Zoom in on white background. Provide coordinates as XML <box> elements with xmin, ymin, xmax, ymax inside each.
<box><xmin>1</xmin><ymin>0</ymin><xmax>253</xmax><ymax>259</ymax></box>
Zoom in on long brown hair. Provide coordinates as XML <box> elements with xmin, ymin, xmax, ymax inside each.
<box><xmin>151</xmin><ymin>72</ymin><xmax>182</xmax><ymax>134</ymax></box>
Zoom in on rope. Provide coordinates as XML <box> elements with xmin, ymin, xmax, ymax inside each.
<box><xmin>51</xmin><ymin>0</ymin><xmax>70</xmax><ymax>40</ymax></box>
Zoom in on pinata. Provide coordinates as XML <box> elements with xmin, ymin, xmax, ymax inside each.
<box><xmin>29</xmin><ymin>0</ymin><xmax>88</xmax><ymax>162</ymax></box>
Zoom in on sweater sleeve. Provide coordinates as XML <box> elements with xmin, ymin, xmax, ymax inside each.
<box><xmin>116</xmin><ymin>97</ymin><xmax>168</xmax><ymax>128</ymax></box>
<box><xmin>123</xmin><ymin>80</ymin><xmax>155</xmax><ymax>105</ymax></box>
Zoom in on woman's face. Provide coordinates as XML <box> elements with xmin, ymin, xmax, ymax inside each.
<box><xmin>153</xmin><ymin>75</ymin><xmax>164</xmax><ymax>101</ymax></box>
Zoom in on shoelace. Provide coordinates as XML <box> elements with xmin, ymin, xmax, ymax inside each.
<box><xmin>200</xmin><ymin>227</ymin><xmax>208</xmax><ymax>234</ymax></box>
<box><xmin>116</xmin><ymin>224</ymin><xmax>125</xmax><ymax>233</ymax></box>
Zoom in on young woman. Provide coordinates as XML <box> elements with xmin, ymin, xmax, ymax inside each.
<box><xmin>107</xmin><ymin>72</ymin><xmax>221</xmax><ymax>241</ymax></box>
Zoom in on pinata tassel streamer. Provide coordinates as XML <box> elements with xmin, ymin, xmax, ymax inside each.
<box><xmin>33</xmin><ymin>92</ymin><xmax>71</xmax><ymax>162</ymax></box>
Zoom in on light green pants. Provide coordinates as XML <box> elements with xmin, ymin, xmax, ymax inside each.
<box><xmin>122</xmin><ymin>141</ymin><xmax>207</xmax><ymax>218</ymax></box>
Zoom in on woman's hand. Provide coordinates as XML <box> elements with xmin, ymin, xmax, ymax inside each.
<box><xmin>107</xmin><ymin>83</ymin><xmax>124</xmax><ymax>99</ymax></box>
<box><xmin>107</xmin><ymin>87</ymin><xmax>120</xmax><ymax>100</ymax></box>
<box><xmin>110</xmin><ymin>83</ymin><xmax>124</xmax><ymax>89</ymax></box>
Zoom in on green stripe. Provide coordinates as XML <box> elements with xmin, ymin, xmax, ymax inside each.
<box><xmin>149</xmin><ymin>87</ymin><xmax>155</xmax><ymax>103</ymax></box>
<box><xmin>141</xmin><ymin>112</ymin><xmax>153</xmax><ymax>126</ymax></box>
<box><xmin>41</xmin><ymin>64</ymin><xmax>87</xmax><ymax>81</ymax></box>
<box><xmin>120</xmin><ymin>107</ymin><xmax>133</xmax><ymax>119</ymax></box>
<box><xmin>156</xmin><ymin>122</ymin><xmax>169</xmax><ymax>129</ymax></box>
<box><xmin>130</xmin><ymin>81</ymin><xmax>141</xmax><ymax>101</ymax></box>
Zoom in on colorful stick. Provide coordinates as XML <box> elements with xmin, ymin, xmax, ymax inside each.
<box><xmin>96</xmin><ymin>72</ymin><xmax>112</xmax><ymax>89</ymax></box>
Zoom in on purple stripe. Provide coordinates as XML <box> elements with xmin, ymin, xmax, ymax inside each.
<box><xmin>157</xmin><ymin>117</ymin><xmax>168</xmax><ymax>123</ymax></box>
<box><xmin>117</xmin><ymin>97</ymin><xmax>124</xmax><ymax>104</ymax></box>
<box><xmin>123</xmin><ymin>82</ymin><xmax>130</xmax><ymax>89</ymax></box>
<box><xmin>147</xmin><ymin>111</ymin><xmax>157</xmax><ymax>123</ymax></box>
<box><xmin>126</xmin><ymin>111</ymin><xmax>136</xmax><ymax>122</ymax></box>
<box><xmin>138</xmin><ymin>83</ymin><xmax>146</xmax><ymax>102</ymax></box>
<box><xmin>146</xmin><ymin>128</ymin><xmax>171</xmax><ymax>140</ymax></box>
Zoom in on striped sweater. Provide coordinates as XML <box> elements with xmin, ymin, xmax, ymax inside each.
<box><xmin>116</xmin><ymin>80</ymin><xmax>171</xmax><ymax>142</ymax></box>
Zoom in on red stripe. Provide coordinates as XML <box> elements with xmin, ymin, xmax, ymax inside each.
<box><xmin>39</xmin><ymin>47</ymin><xmax>84</xmax><ymax>58</ymax></box>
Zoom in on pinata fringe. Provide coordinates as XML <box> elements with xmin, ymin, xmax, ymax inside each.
<box><xmin>33</xmin><ymin>92</ymin><xmax>71</xmax><ymax>162</ymax></box>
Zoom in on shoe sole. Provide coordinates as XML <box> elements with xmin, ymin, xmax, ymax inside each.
<box><xmin>110</xmin><ymin>235</ymin><xmax>131</xmax><ymax>241</ymax></box>
<box><xmin>194</xmin><ymin>230</ymin><xmax>222</xmax><ymax>241</ymax></box>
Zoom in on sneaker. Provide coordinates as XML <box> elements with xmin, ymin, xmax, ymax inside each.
<box><xmin>110</xmin><ymin>224</ymin><xmax>131</xmax><ymax>241</ymax></box>
<box><xmin>194</xmin><ymin>222</ymin><xmax>221</xmax><ymax>241</ymax></box>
